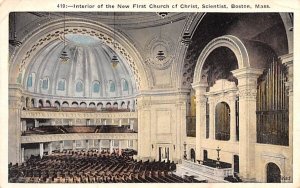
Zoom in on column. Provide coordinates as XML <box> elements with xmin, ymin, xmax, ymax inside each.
<box><xmin>119</xmin><ymin>119</ymin><xmax>122</xmax><ymax>127</ymax></box>
<box><xmin>39</xmin><ymin>143</ymin><xmax>44</xmax><ymax>158</ymax></box>
<box><xmin>21</xmin><ymin>147</ymin><xmax>25</xmax><ymax>163</ymax></box>
<box><xmin>9</xmin><ymin>86</ymin><xmax>22</xmax><ymax>164</ymax></box>
<box><xmin>281</xmin><ymin>54</ymin><xmax>293</xmax><ymax>148</ymax></box>
<box><xmin>281</xmin><ymin>54</ymin><xmax>293</xmax><ymax>182</ymax></box>
<box><xmin>48</xmin><ymin>142</ymin><xmax>53</xmax><ymax>155</ymax></box>
<box><xmin>208</xmin><ymin>98</ymin><xmax>215</xmax><ymax>140</ymax></box>
<box><xmin>192</xmin><ymin>82</ymin><xmax>208</xmax><ymax>161</ymax></box>
<box><xmin>130</xmin><ymin>120</ymin><xmax>134</xmax><ymax>130</ymax></box>
<box><xmin>232</xmin><ymin>68</ymin><xmax>263</xmax><ymax>181</ymax></box>
<box><xmin>59</xmin><ymin>141</ymin><xmax>64</xmax><ymax>152</ymax></box>
<box><xmin>109</xmin><ymin>140</ymin><xmax>113</xmax><ymax>154</ymax></box>
<box><xmin>229</xmin><ymin>95</ymin><xmax>237</xmax><ymax>142</ymax></box>
<box><xmin>72</xmin><ymin>140</ymin><xmax>76</xmax><ymax>151</ymax></box>
<box><xmin>21</xmin><ymin>120</ymin><xmax>27</xmax><ymax>132</ymax></box>
<box><xmin>98</xmin><ymin>140</ymin><xmax>102</xmax><ymax>152</ymax></box>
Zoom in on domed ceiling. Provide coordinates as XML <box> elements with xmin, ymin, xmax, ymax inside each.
<box><xmin>24</xmin><ymin>34</ymin><xmax>137</xmax><ymax>99</ymax></box>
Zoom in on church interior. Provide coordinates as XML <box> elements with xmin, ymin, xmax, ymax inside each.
<box><xmin>8</xmin><ymin>12</ymin><xmax>293</xmax><ymax>183</ymax></box>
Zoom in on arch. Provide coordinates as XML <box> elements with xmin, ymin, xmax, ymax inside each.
<box><xmin>31</xmin><ymin>98</ymin><xmax>35</xmax><ymax>107</ymax></box>
<box><xmin>215</xmin><ymin>102</ymin><xmax>230</xmax><ymax>141</ymax></box>
<box><xmin>193</xmin><ymin>35</ymin><xmax>250</xmax><ymax>84</ymax></box>
<box><xmin>54</xmin><ymin>101</ymin><xmax>60</xmax><ymax>108</ymax></box>
<box><xmin>38</xmin><ymin>99</ymin><xmax>43</xmax><ymax>107</ymax></box>
<box><xmin>72</xmin><ymin>102</ymin><xmax>78</xmax><ymax>107</ymax></box>
<box><xmin>62</xmin><ymin>101</ymin><xmax>69</xmax><ymax>107</ymax></box>
<box><xmin>121</xmin><ymin>101</ymin><xmax>126</xmax><ymax>109</ymax></box>
<box><xmin>9</xmin><ymin>18</ymin><xmax>149</xmax><ymax>90</ymax></box>
<box><xmin>266</xmin><ymin>162</ymin><xmax>281</xmax><ymax>183</ymax></box>
<box><xmin>97</xmin><ymin>102</ymin><xmax>103</xmax><ymax>110</ymax></box>
<box><xmin>89</xmin><ymin>102</ymin><xmax>96</xmax><ymax>108</ymax></box>
<box><xmin>45</xmin><ymin>100</ymin><xmax>51</xmax><ymax>107</ymax></box>
<box><xmin>106</xmin><ymin>102</ymin><xmax>112</xmax><ymax>108</ymax></box>
<box><xmin>113</xmin><ymin>102</ymin><xmax>118</xmax><ymax>109</ymax></box>
<box><xmin>80</xmin><ymin>102</ymin><xmax>87</xmax><ymax>108</ymax></box>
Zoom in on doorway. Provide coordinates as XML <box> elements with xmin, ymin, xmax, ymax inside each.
<box><xmin>267</xmin><ymin>162</ymin><xmax>281</xmax><ymax>183</ymax></box>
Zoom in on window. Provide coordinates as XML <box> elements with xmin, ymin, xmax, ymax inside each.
<box><xmin>109</xmin><ymin>81</ymin><xmax>115</xmax><ymax>92</ymax></box>
<box><xmin>93</xmin><ymin>81</ymin><xmax>100</xmax><ymax>93</ymax></box>
<box><xmin>42</xmin><ymin>77</ymin><xmax>49</xmax><ymax>90</ymax></box>
<box><xmin>42</xmin><ymin>78</ymin><xmax>49</xmax><ymax>90</ymax></box>
<box><xmin>27</xmin><ymin>73</ymin><xmax>34</xmax><ymax>88</ymax></box>
<box><xmin>76</xmin><ymin>81</ymin><xmax>83</xmax><ymax>92</ymax></box>
<box><xmin>58</xmin><ymin>79</ymin><xmax>66</xmax><ymax>91</ymax></box>
<box><xmin>123</xmin><ymin>79</ymin><xmax>129</xmax><ymax>91</ymax></box>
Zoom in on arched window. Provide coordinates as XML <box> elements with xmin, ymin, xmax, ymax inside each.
<box><xmin>27</xmin><ymin>73</ymin><xmax>35</xmax><ymax>88</ymax></box>
<box><xmin>58</xmin><ymin>79</ymin><xmax>66</xmax><ymax>91</ymax></box>
<box><xmin>122</xmin><ymin>79</ymin><xmax>129</xmax><ymax>91</ymax></box>
<box><xmin>42</xmin><ymin>77</ymin><xmax>49</xmax><ymax>90</ymax></box>
<box><xmin>109</xmin><ymin>81</ymin><xmax>115</xmax><ymax>92</ymax></box>
<box><xmin>93</xmin><ymin>81</ymin><xmax>101</xmax><ymax>93</ymax></box>
<box><xmin>76</xmin><ymin>81</ymin><xmax>83</xmax><ymax>92</ymax></box>
<box><xmin>215</xmin><ymin>102</ymin><xmax>230</xmax><ymax>141</ymax></box>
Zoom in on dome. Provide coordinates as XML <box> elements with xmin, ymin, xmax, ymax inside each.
<box><xmin>23</xmin><ymin>34</ymin><xmax>137</xmax><ymax>99</ymax></box>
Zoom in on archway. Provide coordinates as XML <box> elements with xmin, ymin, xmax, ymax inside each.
<box><xmin>190</xmin><ymin>148</ymin><xmax>195</xmax><ymax>162</ymax></box>
<box><xmin>266</xmin><ymin>162</ymin><xmax>281</xmax><ymax>183</ymax></box>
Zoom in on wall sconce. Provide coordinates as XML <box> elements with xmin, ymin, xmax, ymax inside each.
<box><xmin>173</xmin><ymin>145</ymin><xmax>175</xmax><ymax>150</ymax></box>
<box><xmin>151</xmin><ymin>144</ymin><xmax>154</xmax><ymax>149</ymax></box>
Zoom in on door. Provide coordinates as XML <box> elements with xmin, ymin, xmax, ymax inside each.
<box><xmin>267</xmin><ymin>163</ymin><xmax>281</xmax><ymax>183</ymax></box>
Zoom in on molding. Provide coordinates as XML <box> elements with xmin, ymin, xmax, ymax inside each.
<box><xmin>21</xmin><ymin>111</ymin><xmax>138</xmax><ymax>119</ymax></box>
<box><xmin>21</xmin><ymin>133</ymin><xmax>138</xmax><ymax>144</ymax></box>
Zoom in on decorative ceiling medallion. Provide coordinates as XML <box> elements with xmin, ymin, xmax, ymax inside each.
<box><xmin>145</xmin><ymin>34</ymin><xmax>174</xmax><ymax>70</ymax></box>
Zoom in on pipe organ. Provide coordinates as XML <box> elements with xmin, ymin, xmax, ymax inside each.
<box><xmin>256</xmin><ymin>59</ymin><xmax>289</xmax><ymax>146</ymax></box>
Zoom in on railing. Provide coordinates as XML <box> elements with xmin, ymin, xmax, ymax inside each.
<box><xmin>21</xmin><ymin>133</ymin><xmax>138</xmax><ymax>144</ymax></box>
<box><xmin>21</xmin><ymin>110</ymin><xmax>138</xmax><ymax>119</ymax></box>
<box><xmin>182</xmin><ymin>160</ymin><xmax>233</xmax><ymax>179</ymax></box>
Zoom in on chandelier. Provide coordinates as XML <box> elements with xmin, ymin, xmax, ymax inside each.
<box><xmin>111</xmin><ymin>12</ymin><xmax>119</xmax><ymax>68</ymax></box>
<box><xmin>156</xmin><ymin>12</ymin><xmax>167</xmax><ymax>61</ymax></box>
<box><xmin>59</xmin><ymin>12</ymin><xmax>70</xmax><ymax>63</ymax></box>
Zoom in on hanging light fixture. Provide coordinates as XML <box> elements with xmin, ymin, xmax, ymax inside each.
<box><xmin>156</xmin><ymin>13</ymin><xmax>167</xmax><ymax>61</ymax></box>
<box><xmin>9</xmin><ymin>12</ymin><xmax>22</xmax><ymax>47</ymax></box>
<box><xmin>59</xmin><ymin>12</ymin><xmax>70</xmax><ymax>63</ymax></box>
<box><xmin>111</xmin><ymin>12</ymin><xmax>119</xmax><ymax>68</ymax></box>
